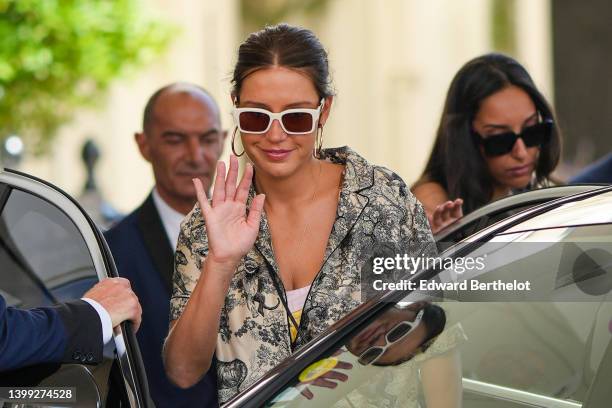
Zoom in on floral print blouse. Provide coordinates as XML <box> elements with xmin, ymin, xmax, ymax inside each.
<box><xmin>169</xmin><ymin>146</ymin><xmax>436</xmax><ymax>403</ymax></box>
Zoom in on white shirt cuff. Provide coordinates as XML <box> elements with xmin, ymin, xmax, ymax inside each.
<box><xmin>81</xmin><ymin>297</ymin><xmax>113</xmax><ymax>345</ymax></box>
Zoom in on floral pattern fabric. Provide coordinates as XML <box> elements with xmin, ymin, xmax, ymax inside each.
<box><xmin>169</xmin><ymin>146</ymin><xmax>436</xmax><ymax>403</ymax></box>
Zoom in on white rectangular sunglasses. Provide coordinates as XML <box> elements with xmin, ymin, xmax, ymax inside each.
<box><xmin>232</xmin><ymin>99</ymin><xmax>324</xmax><ymax>135</ymax></box>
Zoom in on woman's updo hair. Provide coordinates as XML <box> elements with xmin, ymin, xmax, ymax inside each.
<box><xmin>231</xmin><ymin>23</ymin><xmax>334</xmax><ymax>102</ymax></box>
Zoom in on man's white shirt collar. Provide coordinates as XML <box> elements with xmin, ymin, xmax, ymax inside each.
<box><xmin>151</xmin><ymin>188</ymin><xmax>186</xmax><ymax>249</ymax></box>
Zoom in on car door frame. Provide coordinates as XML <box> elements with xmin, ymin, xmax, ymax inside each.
<box><xmin>434</xmin><ymin>184</ymin><xmax>608</xmax><ymax>244</ymax></box>
<box><xmin>0</xmin><ymin>167</ymin><xmax>151</xmax><ymax>407</ymax></box>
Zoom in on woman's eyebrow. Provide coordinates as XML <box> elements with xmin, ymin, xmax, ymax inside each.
<box><xmin>482</xmin><ymin>123</ymin><xmax>511</xmax><ymax>130</ymax></box>
<box><xmin>239</xmin><ymin>100</ymin><xmax>316</xmax><ymax>109</ymax></box>
<box><xmin>239</xmin><ymin>100</ymin><xmax>270</xmax><ymax>109</ymax></box>
<box><xmin>284</xmin><ymin>101</ymin><xmax>318</xmax><ymax>109</ymax></box>
<box><xmin>481</xmin><ymin>112</ymin><xmax>539</xmax><ymax>130</ymax></box>
<box><xmin>522</xmin><ymin>112</ymin><xmax>538</xmax><ymax>124</ymax></box>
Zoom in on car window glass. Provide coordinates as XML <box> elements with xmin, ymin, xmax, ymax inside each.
<box><xmin>263</xmin><ymin>223</ymin><xmax>612</xmax><ymax>407</ymax></box>
<box><xmin>0</xmin><ymin>189</ymin><xmax>97</xmax><ymax>307</ymax></box>
<box><xmin>0</xmin><ymin>187</ymin><xmax>97</xmax><ymax>307</ymax></box>
<box><xmin>440</xmin><ymin>202</ymin><xmax>543</xmax><ymax>245</ymax></box>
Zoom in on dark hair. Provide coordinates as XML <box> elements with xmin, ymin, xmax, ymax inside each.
<box><xmin>417</xmin><ymin>53</ymin><xmax>562</xmax><ymax>214</ymax></box>
<box><xmin>231</xmin><ymin>23</ymin><xmax>334</xmax><ymax>101</ymax></box>
<box><xmin>421</xmin><ymin>303</ymin><xmax>446</xmax><ymax>342</ymax></box>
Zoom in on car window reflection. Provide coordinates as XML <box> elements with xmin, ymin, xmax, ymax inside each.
<box><xmin>269</xmin><ymin>302</ymin><xmax>467</xmax><ymax>407</ymax></box>
<box><xmin>347</xmin><ymin>303</ymin><xmax>444</xmax><ymax>366</ymax></box>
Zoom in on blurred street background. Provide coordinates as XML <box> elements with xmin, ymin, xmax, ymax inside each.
<box><xmin>1</xmin><ymin>0</ymin><xmax>610</xmax><ymax>215</ymax></box>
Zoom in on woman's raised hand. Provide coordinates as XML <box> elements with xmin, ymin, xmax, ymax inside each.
<box><xmin>429</xmin><ymin>198</ymin><xmax>463</xmax><ymax>235</ymax></box>
<box><xmin>192</xmin><ymin>154</ymin><xmax>265</xmax><ymax>267</ymax></box>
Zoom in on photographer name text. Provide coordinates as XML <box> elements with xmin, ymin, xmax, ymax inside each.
<box><xmin>372</xmin><ymin>279</ymin><xmax>531</xmax><ymax>292</ymax></box>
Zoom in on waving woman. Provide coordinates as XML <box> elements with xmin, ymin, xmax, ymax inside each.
<box><xmin>163</xmin><ymin>23</ymin><xmax>435</xmax><ymax>403</ymax></box>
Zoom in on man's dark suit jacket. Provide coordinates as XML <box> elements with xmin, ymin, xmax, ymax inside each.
<box><xmin>105</xmin><ymin>195</ymin><xmax>218</xmax><ymax>407</ymax></box>
<box><xmin>0</xmin><ymin>295</ymin><xmax>102</xmax><ymax>371</ymax></box>
<box><xmin>569</xmin><ymin>152</ymin><xmax>612</xmax><ymax>184</ymax></box>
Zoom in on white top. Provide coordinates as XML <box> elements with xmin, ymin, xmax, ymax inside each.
<box><xmin>152</xmin><ymin>187</ymin><xmax>187</xmax><ymax>249</ymax></box>
<box><xmin>286</xmin><ymin>285</ymin><xmax>311</xmax><ymax>313</ymax></box>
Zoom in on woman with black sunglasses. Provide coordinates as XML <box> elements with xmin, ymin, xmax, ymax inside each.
<box><xmin>163</xmin><ymin>23</ymin><xmax>436</xmax><ymax>403</ymax></box>
<box><xmin>412</xmin><ymin>53</ymin><xmax>562</xmax><ymax>234</ymax></box>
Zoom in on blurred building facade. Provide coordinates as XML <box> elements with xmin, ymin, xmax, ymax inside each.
<box><xmin>18</xmin><ymin>0</ymin><xmax>553</xmax><ymax>212</ymax></box>
<box><xmin>552</xmin><ymin>0</ymin><xmax>612</xmax><ymax>173</ymax></box>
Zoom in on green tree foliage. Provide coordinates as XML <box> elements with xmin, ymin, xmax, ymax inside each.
<box><xmin>491</xmin><ymin>0</ymin><xmax>517</xmax><ymax>56</ymax></box>
<box><xmin>0</xmin><ymin>0</ymin><xmax>174</xmax><ymax>153</ymax></box>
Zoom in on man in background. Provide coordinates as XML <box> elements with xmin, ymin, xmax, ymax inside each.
<box><xmin>105</xmin><ymin>83</ymin><xmax>225</xmax><ymax>407</ymax></box>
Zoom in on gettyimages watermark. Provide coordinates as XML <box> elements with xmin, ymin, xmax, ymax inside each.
<box><xmin>360</xmin><ymin>241</ymin><xmax>612</xmax><ymax>302</ymax></box>
<box><xmin>372</xmin><ymin>253</ymin><xmax>487</xmax><ymax>274</ymax></box>
<box><xmin>369</xmin><ymin>253</ymin><xmax>531</xmax><ymax>292</ymax></box>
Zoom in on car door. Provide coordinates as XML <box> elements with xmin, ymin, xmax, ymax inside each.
<box><xmin>442</xmin><ymin>224</ymin><xmax>612</xmax><ymax>408</ymax></box>
<box><xmin>224</xmin><ymin>188</ymin><xmax>612</xmax><ymax>408</ymax></box>
<box><xmin>226</xmin><ymin>232</ymin><xmax>612</xmax><ymax>407</ymax></box>
<box><xmin>0</xmin><ymin>168</ymin><xmax>150</xmax><ymax>407</ymax></box>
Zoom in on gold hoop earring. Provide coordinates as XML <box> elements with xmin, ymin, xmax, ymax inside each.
<box><xmin>231</xmin><ymin>127</ymin><xmax>245</xmax><ymax>157</ymax></box>
<box><xmin>314</xmin><ymin>125</ymin><xmax>324</xmax><ymax>158</ymax></box>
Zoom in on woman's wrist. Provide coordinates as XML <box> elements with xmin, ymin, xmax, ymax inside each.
<box><xmin>202</xmin><ymin>256</ymin><xmax>238</xmax><ymax>287</ymax></box>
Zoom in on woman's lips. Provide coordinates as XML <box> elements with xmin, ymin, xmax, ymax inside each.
<box><xmin>507</xmin><ymin>163</ymin><xmax>533</xmax><ymax>177</ymax></box>
<box><xmin>261</xmin><ymin>148</ymin><xmax>292</xmax><ymax>161</ymax></box>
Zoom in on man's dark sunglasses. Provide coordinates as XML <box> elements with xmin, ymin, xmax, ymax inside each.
<box><xmin>473</xmin><ymin>119</ymin><xmax>554</xmax><ymax>157</ymax></box>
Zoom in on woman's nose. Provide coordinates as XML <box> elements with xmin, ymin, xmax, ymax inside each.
<box><xmin>265</xmin><ymin>118</ymin><xmax>287</xmax><ymax>142</ymax></box>
<box><xmin>511</xmin><ymin>137</ymin><xmax>529</xmax><ymax>159</ymax></box>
